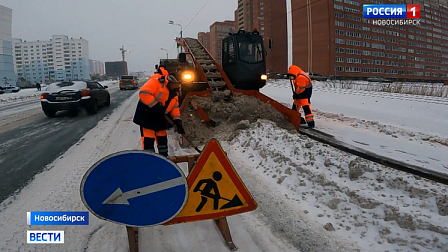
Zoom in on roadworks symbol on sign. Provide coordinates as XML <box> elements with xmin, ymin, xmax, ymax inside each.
<box><xmin>165</xmin><ymin>138</ymin><xmax>257</xmax><ymax>225</ymax></box>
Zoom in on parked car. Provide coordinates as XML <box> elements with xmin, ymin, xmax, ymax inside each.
<box><xmin>307</xmin><ymin>73</ymin><xmax>328</xmax><ymax>81</ymax></box>
<box><xmin>119</xmin><ymin>75</ymin><xmax>139</xmax><ymax>90</ymax></box>
<box><xmin>367</xmin><ymin>76</ymin><xmax>393</xmax><ymax>83</ymax></box>
<box><xmin>40</xmin><ymin>81</ymin><xmax>110</xmax><ymax>117</ymax></box>
<box><xmin>1</xmin><ymin>86</ymin><xmax>20</xmax><ymax>93</ymax></box>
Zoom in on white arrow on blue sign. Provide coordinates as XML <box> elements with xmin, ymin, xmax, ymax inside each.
<box><xmin>80</xmin><ymin>151</ymin><xmax>188</xmax><ymax>227</ymax></box>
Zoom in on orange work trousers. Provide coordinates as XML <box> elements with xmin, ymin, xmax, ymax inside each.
<box><xmin>293</xmin><ymin>98</ymin><xmax>314</xmax><ymax>123</ymax></box>
<box><xmin>140</xmin><ymin>127</ymin><xmax>168</xmax><ymax>157</ymax></box>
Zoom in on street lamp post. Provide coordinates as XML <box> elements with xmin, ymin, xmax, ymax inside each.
<box><xmin>169</xmin><ymin>20</ymin><xmax>183</xmax><ymax>53</ymax></box>
<box><xmin>161</xmin><ymin>48</ymin><xmax>168</xmax><ymax>59</ymax></box>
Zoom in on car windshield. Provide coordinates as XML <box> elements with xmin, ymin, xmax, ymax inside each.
<box><xmin>45</xmin><ymin>81</ymin><xmax>87</xmax><ymax>92</ymax></box>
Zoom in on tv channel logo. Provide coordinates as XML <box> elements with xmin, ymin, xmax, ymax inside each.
<box><xmin>363</xmin><ymin>4</ymin><xmax>420</xmax><ymax>18</ymax></box>
<box><xmin>27</xmin><ymin>231</ymin><xmax>64</xmax><ymax>244</ymax></box>
<box><xmin>27</xmin><ymin>211</ymin><xmax>89</xmax><ymax>225</ymax></box>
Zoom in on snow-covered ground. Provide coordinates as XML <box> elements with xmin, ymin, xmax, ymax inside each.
<box><xmin>0</xmin><ymin>81</ymin><xmax>118</xmax><ymax>107</ymax></box>
<box><xmin>0</xmin><ymin>90</ymin><xmax>355</xmax><ymax>252</ymax></box>
<box><xmin>263</xmin><ymin>80</ymin><xmax>448</xmax><ymax>175</ymax></box>
<box><xmin>0</xmin><ymin>80</ymin><xmax>447</xmax><ymax>251</ymax></box>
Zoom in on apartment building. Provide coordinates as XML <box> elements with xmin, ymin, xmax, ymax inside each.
<box><xmin>236</xmin><ymin>0</ymin><xmax>288</xmax><ymax>73</ymax></box>
<box><xmin>292</xmin><ymin>0</ymin><xmax>448</xmax><ymax>80</ymax></box>
<box><xmin>0</xmin><ymin>5</ymin><xmax>18</xmax><ymax>87</ymax></box>
<box><xmin>198</xmin><ymin>32</ymin><xmax>211</xmax><ymax>52</ymax></box>
<box><xmin>209</xmin><ymin>21</ymin><xmax>236</xmax><ymax>63</ymax></box>
<box><xmin>92</xmin><ymin>60</ymin><xmax>105</xmax><ymax>75</ymax></box>
<box><xmin>13</xmin><ymin>35</ymin><xmax>90</xmax><ymax>83</ymax></box>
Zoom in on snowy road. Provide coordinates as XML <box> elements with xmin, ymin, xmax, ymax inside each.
<box><xmin>0</xmin><ymin>83</ymin><xmax>137</xmax><ymax>202</ymax></box>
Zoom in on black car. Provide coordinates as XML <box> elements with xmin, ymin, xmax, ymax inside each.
<box><xmin>40</xmin><ymin>81</ymin><xmax>110</xmax><ymax>117</ymax></box>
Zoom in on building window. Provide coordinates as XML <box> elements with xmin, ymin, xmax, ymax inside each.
<box><xmin>335</xmin><ymin>56</ymin><xmax>345</xmax><ymax>62</ymax></box>
<box><xmin>335</xmin><ymin>20</ymin><xmax>344</xmax><ymax>26</ymax></box>
<box><xmin>362</xmin><ymin>59</ymin><xmax>370</xmax><ymax>64</ymax></box>
<box><xmin>335</xmin><ymin>66</ymin><xmax>344</xmax><ymax>72</ymax></box>
<box><xmin>363</xmin><ymin>50</ymin><xmax>371</xmax><ymax>55</ymax></box>
<box><xmin>335</xmin><ymin>12</ymin><xmax>344</xmax><ymax>18</ymax></box>
<box><xmin>372</xmin><ymin>43</ymin><xmax>385</xmax><ymax>49</ymax></box>
<box><xmin>346</xmin><ymin>40</ymin><xmax>362</xmax><ymax>46</ymax></box>
<box><xmin>362</xmin><ymin>68</ymin><xmax>370</xmax><ymax>73</ymax></box>
<box><xmin>335</xmin><ymin>38</ymin><xmax>345</xmax><ymax>44</ymax></box>
<box><xmin>334</xmin><ymin>4</ymin><xmax>344</xmax><ymax>10</ymax></box>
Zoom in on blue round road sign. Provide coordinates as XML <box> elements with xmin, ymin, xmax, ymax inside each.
<box><xmin>80</xmin><ymin>151</ymin><xmax>188</xmax><ymax>227</ymax></box>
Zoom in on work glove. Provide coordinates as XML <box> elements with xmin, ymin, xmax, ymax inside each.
<box><xmin>151</xmin><ymin>102</ymin><xmax>165</xmax><ymax>115</ymax></box>
<box><xmin>307</xmin><ymin>120</ymin><xmax>315</xmax><ymax>129</ymax></box>
<box><xmin>293</xmin><ymin>93</ymin><xmax>302</xmax><ymax>100</ymax></box>
<box><xmin>174</xmin><ymin>120</ymin><xmax>185</xmax><ymax>134</ymax></box>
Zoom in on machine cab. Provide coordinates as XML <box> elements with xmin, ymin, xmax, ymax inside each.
<box><xmin>222</xmin><ymin>29</ymin><xmax>267</xmax><ymax>90</ymax></box>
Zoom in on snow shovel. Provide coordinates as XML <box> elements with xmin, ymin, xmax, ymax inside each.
<box><xmin>288</xmin><ymin>74</ymin><xmax>307</xmax><ymax>125</ymax></box>
<box><xmin>164</xmin><ymin>115</ymin><xmax>202</xmax><ymax>153</ymax></box>
<box><xmin>219</xmin><ymin>195</ymin><xmax>243</xmax><ymax>210</ymax></box>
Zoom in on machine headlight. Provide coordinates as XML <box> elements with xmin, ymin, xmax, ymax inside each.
<box><xmin>182</xmin><ymin>71</ymin><xmax>195</xmax><ymax>82</ymax></box>
<box><xmin>261</xmin><ymin>74</ymin><xmax>268</xmax><ymax>80</ymax></box>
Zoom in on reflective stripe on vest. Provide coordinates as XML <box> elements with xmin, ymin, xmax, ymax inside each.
<box><xmin>296</xmin><ymin>73</ymin><xmax>312</xmax><ymax>89</ymax></box>
<box><xmin>139</xmin><ymin>87</ymin><xmax>164</xmax><ymax>107</ymax></box>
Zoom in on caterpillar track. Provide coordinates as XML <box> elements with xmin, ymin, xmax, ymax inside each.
<box><xmin>174</xmin><ymin>37</ymin><xmax>448</xmax><ymax>186</ymax></box>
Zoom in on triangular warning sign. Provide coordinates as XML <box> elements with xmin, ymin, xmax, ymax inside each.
<box><xmin>165</xmin><ymin>138</ymin><xmax>257</xmax><ymax>225</ymax></box>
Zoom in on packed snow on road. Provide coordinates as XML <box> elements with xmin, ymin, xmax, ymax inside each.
<box><xmin>0</xmin><ymin>80</ymin><xmax>447</xmax><ymax>252</ymax></box>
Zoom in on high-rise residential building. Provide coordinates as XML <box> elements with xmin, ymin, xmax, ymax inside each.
<box><xmin>0</xmin><ymin>5</ymin><xmax>18</xmax><ymax>87</ymax></box>
<box><xmin>210</xmin><ymin>21</ymin><xmax>236</xmax><ymax>63</ymax></box>
<box><xmin>13</xmin><ymin>35</ymin><xmax>90</xmax><ymax>83</ymax></box>
<box><xmin>292</xmin><ymin>0</ymin><xmax>448</xmax><ymax>80</ymax></box>
<box><xmin>236</xmin><ymin>0</ymin><xmax>288</xmax><ymax>73</ymax></box>
<box><xmin>234</xmin><ymin>9</ymin><xmax>240</xmax><ymax>31</ymax></box>
<box><xmin>198</xmin><ymin>32</ymin><xmax>211</xmax><ymax>52</ymax></box>
<box><xmin>92</xmin><ymin>60</ymin><xmax>105</xmax><ymax>75</ymax></box>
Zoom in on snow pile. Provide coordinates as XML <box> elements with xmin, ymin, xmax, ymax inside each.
<box><xmin>323</xmin><ymin>81</ymin><xmax>448</xmax><ymax>97</ymax></box>
<box><xmin>181</xmin><ymin>92</ymin><xmax>296</xmax><ymax>147</ymax></box>
<box><xmin>0</xmin><ymin>91</ymin><xmax>42</xmax><ymax>105</ymax></box>
<box><xmin>267</xmin><ymin>79</ymin><xmax>448</xmax><ymax>97</ymax></box>
<box><xmin>314</xmin><ymin>109</ymin><xmax>448</xmax><ymax>148</ymax></box>
<box><xmin>262</xmin><ymin>81</ymin><xmax>448</xmax><ymax>139</ymax></box>
<box><xmin>228</xmin><ymin>119</ymin><xmax>448</xmax><ymax>252</ymax></box>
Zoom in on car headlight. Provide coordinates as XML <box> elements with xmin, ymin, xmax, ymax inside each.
<box><xmin>182</xmin><ymin>71</ymin><xmax>195</xmax><ymax>82</ymax></box>
<box><xmin>261</xmin><ymin>74</ymin><xmax>267</xmax><ymax>80</ymax></box>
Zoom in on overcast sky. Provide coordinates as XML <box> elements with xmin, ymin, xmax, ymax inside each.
<box><xmin>0</xmin><ymin>0</ymin><xmax>237</xmax><ymax>72</ymax></box>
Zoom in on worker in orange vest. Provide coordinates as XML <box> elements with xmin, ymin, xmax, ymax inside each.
<box><xmin>288</xmin><ymin>64</ymin><xmax>315</xmax><ymax>128</ymax></box>
<box><xmin>133</xmin><ymin>67</ymin><xmax>185</xmax><ymax>157</ymax></box>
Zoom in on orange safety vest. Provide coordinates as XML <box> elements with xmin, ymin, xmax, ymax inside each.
<box><xmin>139</xmin><ymin>77</ymin><xmax>181</xmax><ymax>120</ymax></box>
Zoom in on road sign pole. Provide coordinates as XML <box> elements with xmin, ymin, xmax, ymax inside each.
<box><xmin>171</xmin><ymin>148</ymin><xmax>238</xmax><ymax>251</ymax></box>
<box><xmin>214</xmin><ymin>218</ymin><xmax>237</xmax><ymax>251</ymax></box>
<box><xmin>126</xmin><ymin>226</ymin><xmax>139</xmax><ymax>252</ymax></box>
